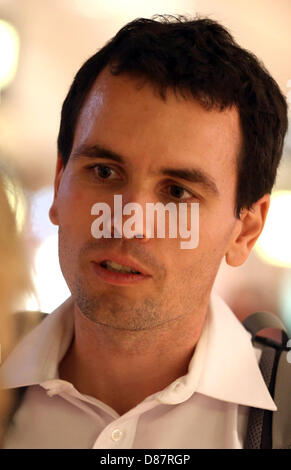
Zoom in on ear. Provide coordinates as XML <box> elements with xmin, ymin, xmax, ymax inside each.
<box><xmin>225</xmin><ymin>194</ymin><xmax>270</xmax><ymax>267</ymax></box>
<box><xmin>49</xmin><ymin>155</ymin><xmax>65</xmax><ymax>226</ymax></box>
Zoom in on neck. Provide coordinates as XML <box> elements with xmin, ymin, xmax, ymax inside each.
<box><xmin>59</xmin><ymin>304</ymin><xmax>207</xmax><ymax>415</ymax></box>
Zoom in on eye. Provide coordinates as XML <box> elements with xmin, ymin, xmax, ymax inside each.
<box><xmin>166</xmin><ymin>184</ymin><xmax>197</xmax><ymax>202</ymax></box>
<box><xmin>92</xmin><ymin>164</ymin><xmax>120</xmax><ymax>181</ymax></box>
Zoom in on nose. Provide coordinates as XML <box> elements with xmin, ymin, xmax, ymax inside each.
<box><xmin>109</xmin><ymin>191</ymin><xmax>153</xmax><ymax>243</ymax></box>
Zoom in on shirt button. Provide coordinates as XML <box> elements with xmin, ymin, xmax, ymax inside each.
<box><xmin>111</xmin><ymin>428</ymin><xmax>123</xmax><ymax>442</ymax></box>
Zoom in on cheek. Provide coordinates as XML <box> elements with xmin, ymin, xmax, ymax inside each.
<box><xmin>57</xmin><ymin>186</ymin><xmax>96</xmax><ymax>241</ymax></box>
<box><xmin>167</xmin><ymin>208</ymin><xmax>235</xmax><ymax>277</ymax></box>
<box><xmin>199</xmin><ymin>201</ymin><xmax>237</xmax><ymax>249</ymax></box>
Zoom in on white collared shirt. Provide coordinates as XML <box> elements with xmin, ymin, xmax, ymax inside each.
<box><xmin>0</xmin><ymin>291</ymin><xmax>276</xmax><ymax>449</ymax></box>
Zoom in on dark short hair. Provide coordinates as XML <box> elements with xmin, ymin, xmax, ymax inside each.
<box><xmin>57</xmin><ymin>15</ymin><xmax>288</xmax><ymax>217</ymax></box>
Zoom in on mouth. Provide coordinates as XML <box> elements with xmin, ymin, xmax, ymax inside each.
<box><xmin>91</xmin><ymin>256</ymin><xmax>152</xmax><ymax>286</ymax></box>
<box><xmin>100</xmin><ymin>259</ymin><xmax>142</xmax><ymax>274</ymax></box>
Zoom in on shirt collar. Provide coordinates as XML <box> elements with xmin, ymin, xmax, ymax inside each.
<box><xmin>157</xmin><ymin>292</ymin><xmax>277</xmax><ymax>411</ymax></box>
<box><xmin>0</xmin><ymin>297</ymin><xmax>74</xmax><ymax>388</ymax></box>
<box><xmin>0</xmin><ymin>291</ymin><xmax>276</xmax><ymax>411</ymax></box>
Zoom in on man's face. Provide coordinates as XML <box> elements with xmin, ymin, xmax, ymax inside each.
<box><xmin>50</xmin><ymin>69</ymin><xmax>242</xmax><ymax>331</ymax></box>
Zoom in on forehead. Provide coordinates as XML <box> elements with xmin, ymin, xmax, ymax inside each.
<box><xmin>72</xmin><ymin>68</ymin><xmax>241</xmax><ymax>179</ymax></box>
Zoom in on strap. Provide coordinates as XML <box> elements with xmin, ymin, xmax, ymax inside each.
<box><xmin>272</xmin><ymin>350</ymin><xmax>291</xmax><ymax>449</ymax></box>
<box><xmin>244</xmin><ymin>346</ymin><xmax>279</xmax><ymax>449</ymax></box>
<box><xmin>243</xmin><ymin>311</ymin><xmax>289</xmax><ymax>347</ymax></box>
<box><xmin>244</xmin><ymin>312</ymin><xmax>291</xmax><ymax>449</ymax></box>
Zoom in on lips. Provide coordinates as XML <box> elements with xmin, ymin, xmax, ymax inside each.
<box><xmin>94</xmin><ymin>253</ymin><xmax>151</xmax><ymax>276</ymax></box>
<box><xmin>91</xmin><ymin>252</ymin><xmax>152</xmax><ymax>286</ymax></box>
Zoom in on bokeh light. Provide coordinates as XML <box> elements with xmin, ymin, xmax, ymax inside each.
<box><xmin>26</xmin><ymin>234</ymin><xmax>70</xmax><ymax>313</ymax></box>
<box><xmin>0</xmin><ymin>19</ymin><xmax>19</xmax><ymax>90</ymax></box>
<box><xmin>255</xmin><ymin>190</ymin><xmax>291</xmax><ymax>268</ymax></box>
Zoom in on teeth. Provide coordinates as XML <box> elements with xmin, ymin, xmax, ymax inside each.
<box><xmin>102</xmin><ymin>260</ymin><xmax>140</xmax><ymax>274</ymax></box>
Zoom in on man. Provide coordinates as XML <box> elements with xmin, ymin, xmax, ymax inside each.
<box><xmin>0</xmin><ymin>16</ymin><xmax>288</xmax><ymax>448</ymax></box>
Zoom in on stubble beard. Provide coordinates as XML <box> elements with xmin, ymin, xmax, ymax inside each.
<box><xmin>74</xmin><ymin>275</ymin><xmax>168</xmax><ymax>331</ymax></box>
<box><xmin>58</xmin><ymin>229</ymin><xmax>168</xmax><ymax>332</ymax></box>
<box><xmin>58</xmin><ymin>229</ymin><xmax>218</xmax><ymax>335</ymax></box>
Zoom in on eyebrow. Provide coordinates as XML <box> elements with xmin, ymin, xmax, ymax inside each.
<box><xmin>158</xmin><ymin>167</ymin><xmax>219</xmax><ymax>196</ymax></box>
<box><xmin>71</xmin><ymin>144</ymin><xmax>219</xmax><ymax>196</ymax></box>
<box><xmin>71</xmin><ymin>144</ymin><xmax>125</xmax><ymax>165</ymax></box>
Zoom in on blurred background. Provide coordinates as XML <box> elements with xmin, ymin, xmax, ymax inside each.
<box><xmin>0</xmin><ymin>0</ymin><xmax>290</xmax><ymax>333</ymax></box>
